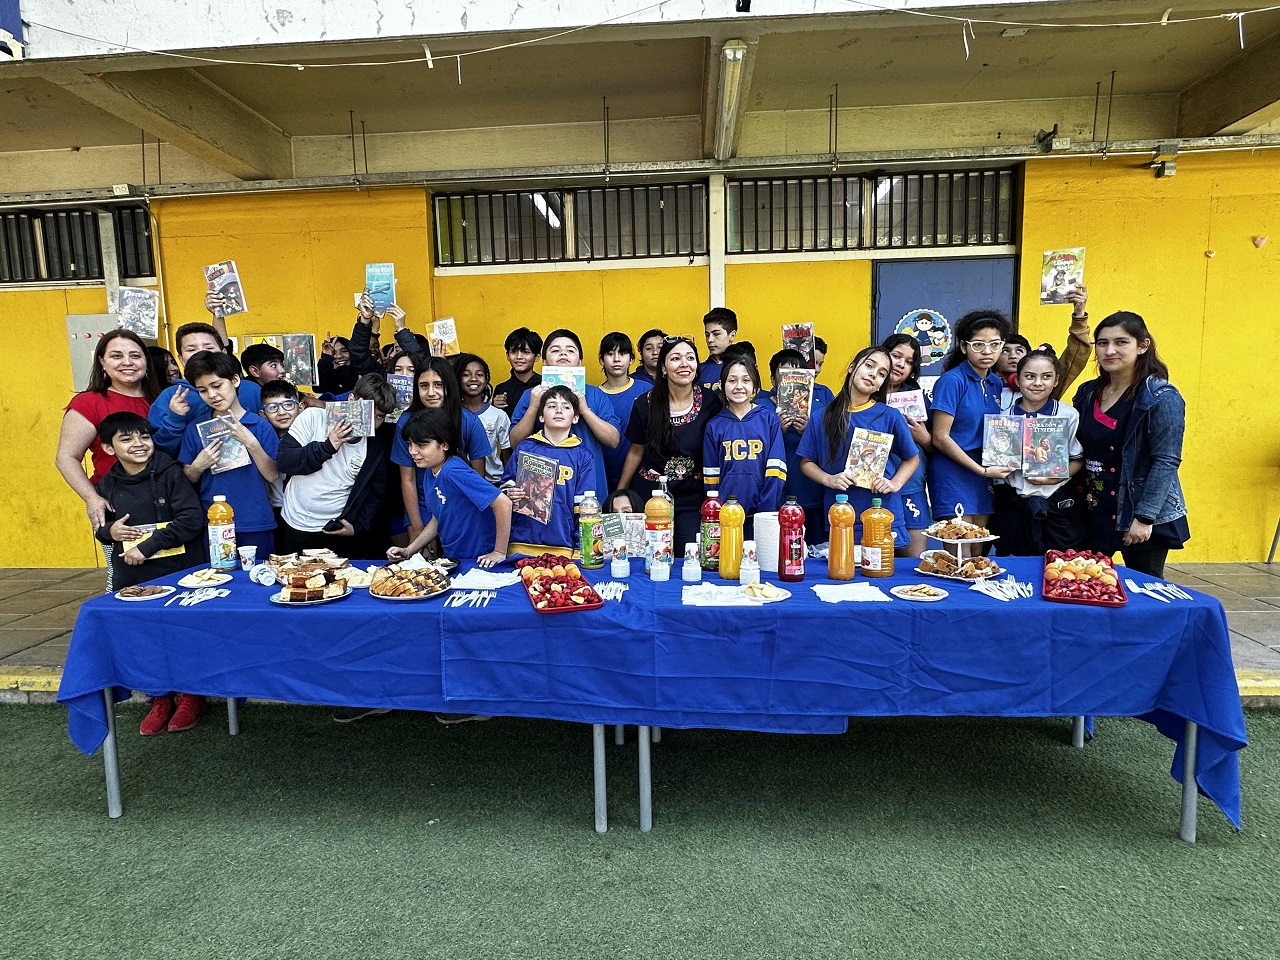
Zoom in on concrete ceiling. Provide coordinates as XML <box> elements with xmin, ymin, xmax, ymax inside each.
<box><xmin>0</xmin><ymin>77</ymin><xmax>145</xmax><ymax>149</ymax></box>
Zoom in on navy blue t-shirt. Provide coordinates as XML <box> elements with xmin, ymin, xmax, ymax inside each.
<box><xmin>419</xmin><ymin>456</ymin><xmax>503</xmax><ymax>559</ymax></box>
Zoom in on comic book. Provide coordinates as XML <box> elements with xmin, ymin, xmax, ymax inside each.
<box><xmin>388</xmin><ymin>374</ymin><xmax>414</xmax><ymax>416</ymax></box>
<box><xmin>602</xmin><ymin>512</ymin><xmax>646</xmax><ymax>557</ymax></box>
<box><xmin>1021</xmin><ymin>417</ymin><xmax>1071</xmax><ymax>480</ymax></box>
<box><xmin>203</xmin><ymin>260</ymin><xmax>248</xmax><ymax>318</ymax></box>
<box><xmin>119</xmin><ymin>522</ymin><xmax>185</xmax><ymax>560</ymax></box>
<box><xmin>365</xmin><ymin>263</ymin><xmax>396</xmax><ymax>317</ymax></box>
<box><xmin>1040</xmin><ymin>248</ymin><xmax>1085</xmax><ymax>305</ymax></box>
<box><xmin>325</xmin><ymin>399</ymin><xmax>375</xmax><ymax>438</ymax></box>
<box><xmin>281</xmin><ymin>333</ymin><xmax>317</xmax><ymax>387</ymax></box>
<box><xmin>195</xmin><ymin>418</ymin><xmax>251</xmax><ymax>474</ymax></box>
<box><xmin>886</xmin><ymin>389</ymin><xmax>927</xmax><ymax>422</ymax></box>
<box><xmin>430</xmin><ymin>317</ymin><xmax>460</xmax><ymax>357</ymax></box>
<box><xmin>845</xmin><ymin>428</ymin><xmax>893</xmax><ymax>489</ymax></box>
<box><xmin>982</xmin><ymin>415</ymin><xmax>1024</xmax><ymax>469</ymax></box>
<box><xmin>509</xmin><ymin>451</ymin><xmax>557</xmax><ymax>524</ymax></box>
<box><xmin>781</xmin><ymin>322</ymin><xmax>816</xmax><ymax>369</ymax></box>
<box><xmin>540</xmin><ymin>366</ymin><xmax>587</xmax><ymax>394</ymax></box>
<box><xmin>116</xmin><ymin>287</ymin><xmax>159</xmax><ymax>340</ymax></box>
<box><xmin>775</xmin><ymin>369</ymin><xmax>815</xmax><ymax>421</ymax></box>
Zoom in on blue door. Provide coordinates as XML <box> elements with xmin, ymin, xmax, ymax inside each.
<box><xmin>873</xmin><ymin>257</ymin><xmax>1017</xmax><ymax>380</ymax></box>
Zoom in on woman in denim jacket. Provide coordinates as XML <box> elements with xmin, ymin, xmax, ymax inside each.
<box><xmin>1071</xmin><ymin>312</ymin><xmax>1188</xmax><ymax>577</ymax></box>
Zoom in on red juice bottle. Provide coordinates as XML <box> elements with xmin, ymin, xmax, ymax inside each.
<box><xmin>778</xmin><ymin>495</ymin><xmax>806</xmax><ymax>583</ymax></box>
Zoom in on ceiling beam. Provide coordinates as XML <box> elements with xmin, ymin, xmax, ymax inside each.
<box><xmin>1178</xmin><ymin>31</ymin><xmax>1280</xmax><ymax>136</ymax></box>
<box><xmin>45</xmin><ymin>67</ymin><xmax>292</xmax><ymax>180</ymax></box>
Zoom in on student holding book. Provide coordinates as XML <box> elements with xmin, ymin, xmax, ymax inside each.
<box><xmin>597</xmin><ymin>333</ymin><xmax>652</xmax><ymax>492</ymax></box>
<box><xmin>501</xmin><ymin>386</ymin><xmax>598</xmax><ymax>555</ymax></box>
<box><xmin>1071</xmin><ymin>312</ymin><xmax>1188</xmax><ymax>577</ymax></box>
<box><xmin>990</xmin><ymin>351</ymin><xmax>1085</xmax><ymax>555</ymax></box>
<box><xmin>703</xmin><ymin>355</ymin><xmax>786</xmax><ymax>534</ymax></box>
<box><xmin>928</xmin><ymin>311</ymin><xmax>1013</xmax><ymax>527</ymax></box>
<box><xmin>798</xmin><ymin>347</ymin><xmax>919</xmax><ymax>547</ymax></box>
<box><xmin>880</xmin><ymin>333</ymin><xmax>934</xmax><ymax>557</ymax></box>
<box><xmin>760</xmin><ymin>349</ymin><xmax>836</xmax><ymax>543</ymax></box>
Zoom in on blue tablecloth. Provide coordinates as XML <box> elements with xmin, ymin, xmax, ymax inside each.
<box><xmin>438</xmin><ymin>557</ymin><xmax>1247</xmax><ymax>828</ymax></box>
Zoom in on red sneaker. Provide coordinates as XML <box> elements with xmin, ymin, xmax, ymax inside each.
<box><xmin>167</xmin><ymin>694</ymin><xmax>206</xmax><ymax>733</ymax></box>
<box><xmin>140</xmin><ymin>696</ymin><xmax>174</xmax><ymax>736</ymax></box>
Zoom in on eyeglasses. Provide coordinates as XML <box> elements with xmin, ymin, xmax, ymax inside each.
<box><xmin>963</xmin><ymin>340</ymin><xmax>1005</xmax><ymax>354</ymax></box>
<box><xmin>262</xmin><ymin>400</ymin><xmax>299</xmax><ymax>413</ymax></box>
<box><xmin>663</xmin><ymin>336</ymin><xmax>696</xmax><ymax>348</ymax></box>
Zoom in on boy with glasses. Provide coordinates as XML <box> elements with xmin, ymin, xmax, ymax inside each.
<box><xmin>260</xmin><ymin>380</ymin><xmax>301</xmax><ymax>544</ymax></box>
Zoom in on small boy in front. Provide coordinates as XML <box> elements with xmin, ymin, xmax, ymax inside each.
<box><xmin>93</xmin><ymin>412</ymin><xmax>207</xmax><ymax>736</ymax></box>
<box><xmin>700</xmin><ymin>307</ymin><xmax>738</xmax><ymax>392</ymax></box>
<box><xmin>492</xmin><ymin>327</ymin><xmax>543</xmax><ymax>414</ymax></box>
<box><xmin>179</xmin><ymin>351</ymin><xmax>281</xmax><ymax>560</ymax></box>
<box><xmin>241</xmin><ymin>343</ymin><xmax>287</xmax><ymax>386</ymax></box>
<box><xmin>259</xmin><ymin>379</ymin><xmax>301</xmax><ymax>542</ymax></box>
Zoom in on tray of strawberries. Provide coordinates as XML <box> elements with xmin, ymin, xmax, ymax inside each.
<box><xmin>1042</xmin><ymin>549</ymin><xmax>1128</xmax><ymax>608</ymax></box>
<box><xmin>515</xmin><ymin>554</ymin><xmax>605</xmax><ymax>614</ymax></box>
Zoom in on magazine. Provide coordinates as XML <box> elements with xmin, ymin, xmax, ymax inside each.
<box><xmin>602</xmin><ymin>512</ymin><xmax>647</xmax><ymax>558</ymax></box>
<box><xmin>388</xmin><ymin>374</ymin><xmax>414</xmax><ymax>415</ymax></box>
<box><xmin>430</xmin><ymin>317</ymin><xmax>460</xmax><ymax>357</ymax></box>
<box><xmin>116</xmin><ymin>288</ymin><xmax>159</xmax><ymax>340</ymax></box>
<box><xmin>886</xmin><ymin>389</ymin><xmax>927</xmax><ymax>422</ymax></box>
<box><xmin>781</xmin><ymin>322</ymin><xmax>816</xmax><ymax>369</ymax></box>
<box><xmin>508</xmin><ymin>451</ymin><xmax>557</xmax><ymax>524</ymax></box>
<box><xmin>119</xmin><ymin>522</ymin><xmax>184</xmax><ymax>560</ymax></box>
<box><xmin>1021</xmin><ymin>417</ymin><xmax>1071</xmax><ymax>480</ymax></box>
<box><xmin>325</xmin><ymin>399</ymin><xmax>375</xmax><ymax>438</ymax></box>
<box><xmin>365</xmin><ymin>263</ymin><xmax>396</xmax><ymax>317</ymax></box>
<box><xmin>195</xmin><ymin>418</ymin><xmax>251</xmax><ymax>474</ymax></box>
<box><xmin>540</xmin><ymin>366</ymin><xmax>587</xmax><ymax>394</ymax></box>
<box><xmin>982</xmin><ymin>415</ymin><xmax>1024</xmax><ymax>469</ymax></box>
<box><xmin>281</xmin><ymin>333</ymin><xmax>317</xmax><ymax>387</ymax></box>
<box><xmin>775</xmin><ymin>369</ymin><xmax>815</xmax><ymax>421</ymax></box>
<box><xmin>845</xmin><ymin>428</ymin><xmax>893</xmax><ymax>489</ymax></box>
<box><xmin>1040</xmin><ymin>248</ymin><xmax>1085</xmax><ymax>304</ymax></box>
<box><xmin>203</xmin><ymin>260</ymin><xmax>248</xmax><ymax>318</ymax></box>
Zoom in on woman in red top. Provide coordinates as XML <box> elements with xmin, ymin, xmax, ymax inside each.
<box><xmin>56</xmin><ymin>330</ymin><xmax>163</xmax><ymax>533</ymax></box>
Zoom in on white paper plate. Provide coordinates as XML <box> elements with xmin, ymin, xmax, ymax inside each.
<box><xmin>114</xmin><ymin>585</ymin><xmax>177</xmax><ymax>602</ymax></box>
<box><xmin>270</xmin><ymin>587</ymin><xmax>352</xmax><ymax>606</ymax></box>
<box><xmin>740</xmin><ymin>585</ymin><xmax>791</xmax><ymax>604</ymax></box>
<box><xmin>889</xmin><ymin>584</ymin><xmax>949</xmax><ymax>602</ymax></box>
<box><xmin>368</xmin><ymin>584</ymin><xmax>450</xmax><ymax>602</ymax></box>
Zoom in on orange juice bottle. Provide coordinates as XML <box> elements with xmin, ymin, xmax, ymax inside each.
<box><xmin>859</xmin><ymin>498</ymin><xmax>895</xmax><ymax>578</ymax></box>
<box><xmin>644</xmin><ymin>488</ymin><xmax>673</xmax><ymax>574</ymax></box>
<box><xmin>206</xmin><ymin>495</ymin><xmax>237</xmax><ymax>570</ymax></box>
<box><xmin>718</xmin><ymin>496</ymin><xmax>745</xmax><ymax>580</ymax></box>
<box><xmin>827</xmin><ymin>494</ymin><xmax>857</xmax><ymax>581</ymax></box>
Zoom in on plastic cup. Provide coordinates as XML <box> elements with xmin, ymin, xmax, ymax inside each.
<box><xmin>238</xmin><ymin>545</ymin><xmax>258</xmax><ymax>570</ymax></box>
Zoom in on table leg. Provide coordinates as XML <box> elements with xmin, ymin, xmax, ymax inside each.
<box><xmin>1180</xmin><ymin>720</ymin><xmax>1199</xmax><ymax>844</ymax></box>
<box><xmin>638</xmin><ymin>724</ymin><xmax>653</xmax><ymax>833</ymax></box>
<box><xmin>102</xmin><ymin>688</ymin><xmax>122</xmax><ymax>820</ymax></box>
<box><xmin>614</xmin><ymin>724</ymin><xmax>624</xmax><ymax>746</ymax></box>
<box><xmin>227</xmin><ymin>697</ymin><xmax>240</xmax><ymax>736</ymax></box>
<box><xmin>1071</xmin><ymin>716</ymin><xmax>1086</xmax><ymax>749</ymax></box>
<box><xmin>592</xmin><ymin>724</ymin><xmax>607</xmax><ymax>834</ymax></box>
<box><xmin>651</xmin><ymin>726</ymin><xmax>661</xmax><ymax>744</ymax></box>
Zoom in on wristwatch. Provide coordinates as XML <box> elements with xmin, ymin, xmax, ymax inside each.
<box><xmin>1135</xmin><ymin>515</ymin><xmax>1155</xmax><ymax>525</ymax></box>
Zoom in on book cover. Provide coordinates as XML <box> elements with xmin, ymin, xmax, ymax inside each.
<box><xmin>600</xmin><ymin>512</ymin><xmax>646</xmax><ymax>557</ymax></box>
<box><xmin>281</xmin><ymin>333</ymin><xmax>318</xmax><ymax>387</ymax></box>
<box><xmin>540</xmin><ymin>366</ymin><xmax>587</xmax><ymax>394</ymax></box>
<box><xmin>982</xmin><ymin>415</ymin><xmax>1024</xmax><ymax>469</ymax></box>
<box><xmin>845</xmin><ymin>428</ymin><xmax>893</xmax><ymax>489</ymax></box>
<box><xmin>430</xmin><ymin>317</ymin><xmax>460</xmax><ymax>357</ymax></box>
<box><xmin>1040</xmin><ymin>248</ymin><xmax>1085</xmax><ymax>305</ymax></box>
<box><xmin>116</xmin><ymin>287</ymin><xmax>159</xmax><ymax>340</ymax></box>
<box><xmin>388</xmin><ymin>373</ymin><xmax>414</xmax><ymax>414</ymax></box>
<box><xmin>203</xmin><ymin>260</ymin><xmax>248</xmax><ymax>318</ymax></box>
<box><xmin>508</xmin><ymin>451</ymin><xmax>557</xmax><ymax>524</ymax></box>
<box><xmin>325</xmin><ymin>399</ymin><xmax>375</xmax><ymax>438</ymax></box>
<box><xmin>775</xmin><ymin>369</ymin><xmax>815</xmax><ymax>421</ymax></box>
<box><xmin>886</xmin><ymin>389</ymin><xmax>928</xmax><ymax>422</ymax></box>
<box><xmin>365</xmin><ymin>263</ymin><xmax>396</xmax><ymax>317</ymax></box>
<box><xmin>781</xmin><ymin>322</ymin><xmax>816</xmax><ymax>369</ymax></box>
<box><xmin>121</xmin><ymin>522</ymin><xmax>185</xmax><ymax>560</ymax></box>
<box><xmin>195</xmin><ymin>418</ymin><xmax>251</xmax><ymax>474</ymax></box>
<box><xmin>1022</xmin><ymin>416</ymin><xmax>1071</xmax><ymax>480</ymax></box>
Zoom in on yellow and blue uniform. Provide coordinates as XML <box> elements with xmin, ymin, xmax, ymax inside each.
<box><xmin>702</xmin><ymin>404</ymin><xmax>787</xmax><ymax>516</ymax></box>
<box><xmin>501</xmin><ymin>432</ymin><xmax>598</xmax><ymax>552</ymax></box>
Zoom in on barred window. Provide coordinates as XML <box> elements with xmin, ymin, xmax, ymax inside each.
<box><xmin>0</xmin><ymin>205</ymin><xmax>154</xmax><ymax>283</ymax></box>
<box><xmin>435</xmin><ymin>183</ymin><xmax>707</xmax><ymax>266</ymax></box>
<box><xmin>870</xmin><ymin>169</ymin><xmax>1015</xmax><ymax>248</ymax></box>
<box><xmin>727</xmin><ymin>177</ymin><xmax>863</xmax><ymax>253</ymax></box>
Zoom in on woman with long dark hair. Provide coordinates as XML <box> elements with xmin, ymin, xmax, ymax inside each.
<box><xmin>618</xmin><ymin>336</ymin><xmax>723</xmax><ymax>548</ymax></box>
<box><xmin>880</xmin><ymin>332</ymin><xmax>933</xmax><ymax>556</ymax></box>
<box><xmin>928</xmin><ymin>310</ymin><xmax>1012</xmax><ymax>527</ymax></box>
<box><xmin>798</xmin><ymin>346</ymin><xmax>919</xmax><ymax>548</ymax></box>
<box><xmin>1071</xmin><ymin>312</ymin><xmax>1188</xmax><ymax>576</ymax></box>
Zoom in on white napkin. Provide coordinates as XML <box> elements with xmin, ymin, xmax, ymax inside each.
<box><xmin>449</xmin><ymin>568</ymin><xmax>523</xmax><ymax>590</ymax></box>
<box><xmin>811</xmin><ymin>582</ymin><xmax>891</xmax><ymax>603</ymax></box>
<box><xmin>681</xmin><ymin>584</ymin><xmax>757</xmax><ymax>606</ymax></box>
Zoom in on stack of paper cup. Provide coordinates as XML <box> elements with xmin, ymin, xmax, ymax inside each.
<box><xmin>754</xmin><ymin>511</ymin><xmax>780</xmax><ymax>573</ymax></box>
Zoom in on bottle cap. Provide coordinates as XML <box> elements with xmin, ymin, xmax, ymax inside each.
<box><xmin>213</xmin><ymin>495</ymin><xmax>227</xmax><ymax>502</ymax></box>
<box><xmin>652</xmin><ymin>490</ymin><xmax>662</xmax><ymax>497</ymax></box>
<box><xmin>835</xmin><ymin>494</ymin><xmax>848</xmax><ymax>502</ymax></box>
<box><xmin>584</xmin><ymin>491</ymin><xmax>595</xmax><ymax>498</ymax></box>
<box><xmin>872</xmin><ymin>498</ymin><xmax>882</xmax><ymax>507</ymax></box>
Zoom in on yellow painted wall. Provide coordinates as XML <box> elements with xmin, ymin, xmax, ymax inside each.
<box><xmin>725</xmin><ymin>259</ymin><xmax>873</xmax><ymax>395</ymax></box>
<box><xmin>1017</xmin><ymin>153</ymin><xmax>1280</xmax><ymax>562</ymax></box>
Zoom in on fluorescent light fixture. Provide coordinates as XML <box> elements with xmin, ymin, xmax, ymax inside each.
<box><xmin>714</xmin><ymin>39</ymin><xmax>750</xmax><ymax>161</ymax></box>
<box><xmin>532</xmin><ymin>193</ymin><xmax>561</xmax><ymax>230</ymax></box>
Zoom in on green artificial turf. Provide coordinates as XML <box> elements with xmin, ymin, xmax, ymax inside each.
<box><xmin>1</xmin><ymin>705</ymin><xmax>1277</xmax><ymax>959</ymax></box>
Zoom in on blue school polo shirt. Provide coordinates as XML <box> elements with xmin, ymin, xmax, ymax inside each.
<box><xmin>930</xmin><ymin>363</ymin><xmax>1002</xmax><ymax>452</ymax></box>
<box><xmin>150</xmin><ymin>379</ymin><xmax>263</xmax><ymax>456</ymax></box>
<box><xmin>501</xmin><ymin>433</ymin><xmax>599</xmax><ymax>549</ymax></box>
<box><xmin>178</xmin><ymin>410</ymin><xmax>280</xmax><ymax>532</ymax></box>
<box><xmin>418</xmin><ymin>455</ymin><xmax>502</xmax><ymax>560</ymax></box>
<box><xmin>598</xmin><ymin>378</ymin><xmax>651</xmax><ymax>490</ymax></box>
<box><xmin>698</xmin><ymin>358</ymin><xmax>723</xmax><ymax>393</ymax></box>
<box><xmin>391</xmin><ymin>407</ymin><xmax>492</xmax><ymax>468</ymax></box>
<box><xmin>761</xmin><ymin>383</ymin><xmax>836</xmax><ymax>510</ymax></box>
<box><xmin>511</xmin><ymin>385</ymin><xmax>621</xmax><ymax>497</ymax></box>
<box><xmin>795</xmin><ymin>401</ymin><xmax>918</xmax><ymax>544</ymax></box>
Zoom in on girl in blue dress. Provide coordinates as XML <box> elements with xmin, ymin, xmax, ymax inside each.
<box><xmin>928</xmin><ymin>311</ymin><xmax>1013</xmax><ymax>528</ymax></box>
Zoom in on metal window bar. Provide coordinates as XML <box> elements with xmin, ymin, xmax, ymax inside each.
<box><xmin>0</xmin><ymin>213</ymin><xmax>40</xmax><ymax>283</ymax></box>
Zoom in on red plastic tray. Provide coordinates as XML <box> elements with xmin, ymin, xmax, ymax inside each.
<box><xmin>1041</xmin><ymin>556</ymin><xmax>1128</xmax><ymax>608</ymax></box>
<box><xmin>521</xmin><ymin>577</ymin><xmax>605</xmax><ymax>614</ymax></box>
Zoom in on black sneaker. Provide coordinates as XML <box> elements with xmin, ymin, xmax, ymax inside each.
<box><xmin>332</xmin><ymin>706</ymin><xmax>392</xmax><ymax>723</ymax></box>
<box><xmin>434</xmin><ymin>713</ymin><xmax>491</xmax><ymax>726</ymax></box>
